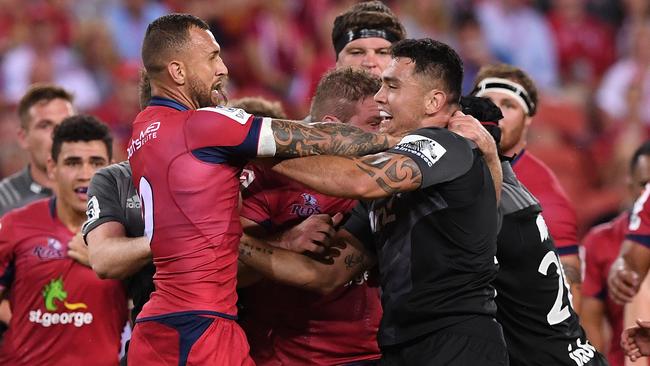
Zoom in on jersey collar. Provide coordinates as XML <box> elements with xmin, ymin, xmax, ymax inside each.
<box><xmin>510</xmin><ymin>149</ymin><xmax>526</xmax><ymax>166</ymax></box>
<box><xmin>149</xmin><ymin>96</ymin><xmax>190</xmax><ymax>111</ymax></box>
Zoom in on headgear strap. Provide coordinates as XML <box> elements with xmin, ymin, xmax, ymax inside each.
<box><xmin>334</xmin><ymin>28</ymin><xmax>401</xmax><ymax>57</ymax></box>
<box><xmin>472</xmin><ymin>77</ymin><xmax>535</xmax><ymax>115</ymax></box>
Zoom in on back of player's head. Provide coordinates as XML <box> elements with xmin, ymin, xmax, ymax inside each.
<box><xmin>391</xmin><ymin>38</ymin><xmax>463</xmax><ymax>106</ymax></box>
<box><xmin>331</xmin><ymin>1</ymin><xmax>405</xmax><ymax>59</ymax></box>
<box><xmin>51</xmin><ymin>115</ymin><xmax>113</xmax><ymax>162</ymax></box>
<box><xmin>229</xmin><ymin>97</ymin><xmax>287</xmax><ymax>119</ymax></box>
<box><xmin>472</xmin><ymin>64</ymin><xmax>538</xmax><ymax>116</ymax></box>
<box><xmin>631</xmin><ymin>141</ymin><xmax>650</xmax><ymax>173</ymax></box>
<box><xmin>142</xmin><ymin>13</ymin><xmax>209</xmax><ymax>76</ymax></box>
<box><xmin>310</xmin><ymin>67</ymin><xmax>381</xmax><ymax>122</ymax></box>
<box><xmin>18</xmin><ymin>84</ymin><xmax>74</xmax><ymax>129</ymax></box>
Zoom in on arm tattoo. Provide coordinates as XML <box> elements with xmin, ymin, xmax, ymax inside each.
<box><xmin>344</xmin><ymin>253</ymin><xmax>366</xmax><ymax>270</ymax></box>
<box><xmin>271</xmin><ymin>120</ymin><xmax>389</xmax><ymax>157</ymax></box>
<box><xmin>563</xmin><ymin>264</ymin><xmax>581</xmax><ymax>285</ymax></box>
<box><xmin>239</xmin><ymin>241</ymin><xmax>274</xmax><ymax>258</ymax></box>
<box><xmin>351</xmin><ymin>154</ymin><xmax>422</xmax><ymax>195</ymax></box>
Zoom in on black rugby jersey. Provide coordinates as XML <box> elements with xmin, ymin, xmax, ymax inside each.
<box><xmin>82</xmin><ymin>161</ymin><xmax>155</xmax><ymax>321</ymax></box>
<box><xmin>345</xmin><ymin>127</ymin><xmax>499</xmax><ymax>347</ymax></box>
<box><xmin>495</xmin><ymin>161</ymin><xmax>607</xmax><ymax>366</ymax></box>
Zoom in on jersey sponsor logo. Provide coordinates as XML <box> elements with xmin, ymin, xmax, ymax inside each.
<box><xmin>83</xmin><ymin>196</ymin><xmax>101</xmax><ymax>232</ymax></box>
<box><xmin>290</xmin><ymin>193</ymin><xmax>321</xmax><ymax>217</ymax></box>
<box><xmin>567</xmin><ymin>339</ymin><xmax>596</xmax><ymax>366</ymax></box>
<box><xmin>127</xmin><ymin>121</ymin><xmax>161</xmax><ymax>158</ymax></box>
<box><xmin>32</xmin><ymin>238</ymin><xmax>66</xmax><ymax>260</ymax></box>
<box><xmin>28</xmin><ymin>277</ymin><xmax>93</xmax><ymax>328</ymax></box>
<box><xmin>198</xmin><ymin>106</ymin><xmax>251</xmax><ymax>125</ymax></box>
<box><xmin>394</xmin><ymin>135</ymin><xmax>446</xmax><ymax>167</ymax></box>
<box><xmin>126</xmin><ymin>195</ymin><xmax>141</xmax><ymax>209</ymax></box>
<box><xmin>240</xmin><ymin>169</ymin><xmax>255</xmax><ymax>189</ymax></box>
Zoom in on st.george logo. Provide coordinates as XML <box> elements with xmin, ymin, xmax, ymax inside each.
<box><xmin>29</xmin><ymin>277</ymin><xmax>93</xmax><ymax>328</ymax></box>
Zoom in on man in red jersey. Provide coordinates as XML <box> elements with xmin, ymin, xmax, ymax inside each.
<box><xmin>470</xmin><ymin>64</ymin><xmax>583</xmax><ymax>309</ymax></box>
<box><xmin>239</xmin><ymin>68</ymin><xmax>383</xmax><ymax>365</ymax></box>
<box><xmin>0</xmin><ymin>115</ymin><xmax>127</xmax><ymax>366</ymax></box>
<box><xmin>581</xmin><ymin>141</ymin><xmax>650</xmax><ymax>366</ymax></box>
<box><xmin>127</xmin><ymin>14</ymin><xmax>395</xmax><ymax>366</ymax></box>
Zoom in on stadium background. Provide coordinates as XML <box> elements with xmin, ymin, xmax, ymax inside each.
<box><xmin>0</xmin><ymin>0</ymin><xmax>645</xmax><ymax>237</ymax></box>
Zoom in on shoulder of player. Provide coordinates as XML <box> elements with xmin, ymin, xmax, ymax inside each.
<box><xmin>189</xmin><ymin>106</ymin><xmax>254</xmax><ymax>126</ymax></box>
<box><xmin>1</xmin><ymin>198</ymin><xmax>50</xmax><ymax>225</ymax></box>
<box><xmin>408</xmin><ymin>127</ymin><xmax>473</xmax><ymax>148</ymax></box>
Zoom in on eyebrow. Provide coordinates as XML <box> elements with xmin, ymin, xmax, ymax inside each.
<box><xmin>382</xmin><ymin>76</ymin><xmax>400</xmax><ymax>84</ymax></box>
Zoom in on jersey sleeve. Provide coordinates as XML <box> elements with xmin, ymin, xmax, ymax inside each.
<box><xmin>388</xmin><ymin>128</ymin><xmax>474</xmax><ymax>188</ymax></box>
<box><xmin>343</xmin><ymin>201</ymin><xmax>374</xmax><ymax>252</ymax></box>
<box><xmin>185</xmin><ymin>107</ymin><xmax>276</xmax><ymax>163</ymax></box>
<box><xmin>240</xmin><ymin>165</ymin><xmax>273</xmax><ymax>229</ymax></box>
<box><xmin>82</xmin><ymin>166</ymin><xmax>127</xmax><ymax>242</ymax></box>
<box><xmin>0</xmin><ymin>214</ymin><xmax>16</xmax><ymax>290</ymax></box>
<box><xmin>626</xmin><ymin>184</ymin><xmax>650</xmax><ymax>249</ymax></box>
<box><xmin>536</xmin><ymin>189</ymin><xmax>579</xmax><ymax>256</ymax></box>
<box><xmin>581</xmin><ymin>230</ymin><xmax>606</xmax><ymax>300</ymax></box>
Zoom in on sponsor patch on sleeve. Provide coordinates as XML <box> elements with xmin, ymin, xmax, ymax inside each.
<box><xmin>83</xmin><ymin>196</ymin><xmax>100</xmax><ymax>232</ymax></box>
<box><xmin>393</xmin><ymin>135</ymin><xmax>446</xmax><ymax>167</ymax></box>
<box><xmin>198</xmin><ymin>106</ymin><xmax>251</xmax><ymax>125</ymax></box>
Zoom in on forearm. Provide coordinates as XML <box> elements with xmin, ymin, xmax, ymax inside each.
<box><xmin>580</xmin><ymin>297</ymin><xmax>606</xmax><ymax>351</ymax></box>
<box><xmin>561</xmin><ymin>254</ymin><xmax>582</xmax><ymax>313</ymax></box>
<box><xmin>271</xmin><ymin>120</ymin><xmax>393</xmax><ymax>157</ymax></box>
<box><xmin>623</xmin><ymin>242</ymin><xmax>650</xmax><ymax>286</ymax></box>
<box><xmin>88</xmin><ymin>235</ymin><xmax>151</xmax><ymax>279</ymax></box>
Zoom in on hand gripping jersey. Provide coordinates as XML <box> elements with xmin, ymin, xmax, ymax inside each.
<box><xmin>239</xmin><ymin>164</ymin><xmax>382</xmax><ymax>366</ymax></box>
<box><xmin>0</xmin><ymin>199</ymin><xmax>128</xmax><ymax>366</ymax></box>
<box><xmin>512</xmin><ymin>150</ymin><xmax>579</xmax><ymax>256</ymax></box>
<box><xmin>344</xmin><ymin>127</ymin><xmax>500</xmax><ymax>348</ymax></box>
<box><xmin>82</xmin><ymin>161</ymin><xmax>154</xmax><ymax>322</ymax></box>
<box><xmin>495</xmin><ymin>162</ymin><xmax>607</xmax><ymax>366</ymax></box>
<box><xmin>582</xmin><ymin>212</ymin><xmax>628</xmax><ymax>366</ymax></box>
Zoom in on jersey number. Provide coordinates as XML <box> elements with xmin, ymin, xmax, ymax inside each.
<box><xmin>139</xmin><ymin>176</ymin><xmax>154</xmax><ymax>241</ymax></box>
<box><xmin>538</xmin><ymin>251</ymin><xmax>573</xmax><ymax>325</ymax></box>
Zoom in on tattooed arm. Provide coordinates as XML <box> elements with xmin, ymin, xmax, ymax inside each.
<box><xmin>238</xmin><ymin>228</ymin><xmax>375</xmax><ymax>294</ymax></box>
<box><xmin>268</xmin><ymin>119</ymin><xmax>399</xmax><ymax>157</ymax></box>
<box><xmin>269</xmin><ymin>152</ymin><xmax>422</xmax><ymax>200</ymax></box>
<box><xmin>561</xmin><ymin>255</ymin><xmax>582</xmax><ymax>313</ymax></box>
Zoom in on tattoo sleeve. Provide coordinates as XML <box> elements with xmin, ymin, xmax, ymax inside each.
<box><xmin>271</xmin><ymin>119</ymin><xmax>390</xmax><ymax>157</ymax></box>
<box><xmin>563</xmin><ymin>263</ymin><xmax>581</xmax><ymax>285</ymax></box>
<box><xmin>351</xmin><ymin>153</ymin><xmax>422</xmax><ymax>195</ymax></box>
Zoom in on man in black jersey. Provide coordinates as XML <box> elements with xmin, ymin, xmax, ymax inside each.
<box><xmin>460</xmin><ymin>96</ymin><xmax>609</xmax><ymax>366</ymax></box>
<box><xmin>250</xmin><ymin>38</ymin><xmax>507</xmax><ymax>365</ymax></box>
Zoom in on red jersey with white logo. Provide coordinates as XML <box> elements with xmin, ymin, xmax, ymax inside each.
<box><xmin>582</xmin><ymin>212</ymin><xmax>628</xmax><ymax>366</ymax></box>
<box><xmin>0</xmin><ymin>199</ymin><xmax>127</xmax><ymax>366</ymax></box>
<box><xmin>239</xmin><ymin>163</ymin><xmax>382</xmax><ymax>365</ymax></box>
<box><xmin>128</xmin><ymin>97</ymin><xmax>272</xmax><ymax>320</ymax></box>
<box><xmin>513</xmin><ymin>150</ymin><xmax>579</xmax><ymax>255</ymax></box>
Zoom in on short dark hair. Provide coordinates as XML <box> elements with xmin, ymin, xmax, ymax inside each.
<box><xmin>229</xmin><ymin>97</ymin><xmax>287</xmax><ymax>119</ymax></box>
<box><xmin>391</xmin><ymin>38</ymin><xmax>463</xmax><ymax>105</ymax></box>
<box><xmin>332</xmin><ymin>1</ymin><xmax>405</xmax><ymax>58</ymax></box>
<box><xmin>473</xmin><ymin>64</ymin><xmax>539</xmax><ymax>116</ymax></box>
<box><xmin>310</xmin><ymin>67</ymin><xmax>381</xmax><ymax>122</ymax></box>
<box><xmin>51</xmin><ymin>115</ymin><xmax>113</xmax><ymax>161</ymax></box>
<box><xmin>17</xmin><ymin>84</ymin><xmax>74</xmax><ymax>129</ymax></box>
<box><xmin>141</xmin><ymin>13</ymin><xmax>209</xmax><ymax>76</ymax></box>
<box><xmin>631</xmin><ymin>141</ymin><xmax>650</xmax><ymax>173</ymax></box>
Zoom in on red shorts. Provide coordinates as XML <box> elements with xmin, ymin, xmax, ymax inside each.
<box><xmin>127</xmin><ymin>312</ymin><xmax>254</xmax><ymax>366</ymax></box>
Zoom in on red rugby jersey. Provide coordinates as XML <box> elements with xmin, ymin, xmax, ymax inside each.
<box><xmin>128</xmin><ymin>97</ymin><xmax>272</xmax><ymax>320</ymax></box>
<box><xmin>582</xmin><ymin>212</ymin><xmax>628</xmax><ymax>366</ymax></box>
<box><xmin>0</xmin><ymin>199</ymin><xmax>127</xmax><ymax>366</ymax></box>
<box><xmin>239</xmin><ymin>163</ymin><xmax>382</xmax><ymax>365</ymax></box>
<box><xmin>513</xmin><ymin>150</ymin><xmax>579</xmax><ymax>255</ymax></box>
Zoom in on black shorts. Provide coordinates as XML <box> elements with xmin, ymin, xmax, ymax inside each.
<box><xmin>380</xmin><ymin>316</ymin><xmax>508</xmax><ymax>366</ymax></box>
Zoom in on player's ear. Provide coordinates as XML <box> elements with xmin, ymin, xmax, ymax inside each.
<box><xmin>46</xmin><ymin>156</ymin><xmax>56</xmax><ymax>180</ymax></box>
<box><xmin>321</xmin><ymin>114</ymin><xmax>341</xmax><ymax>123</ymax></box>
<box><xmin>167</xmin><ymin>60</ymin><xmax>186</xmax><ymax>85</ymax></box>
<box><xmin>424</xmin><ymin>89</ymin><xmax>446</xmax><ymax>116</ymax></box>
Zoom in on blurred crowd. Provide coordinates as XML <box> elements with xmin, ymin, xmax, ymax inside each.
<box><xmin>0</xmin><ymin>0</ymin><xmax>646</xmax><ymax>235</ymax></box>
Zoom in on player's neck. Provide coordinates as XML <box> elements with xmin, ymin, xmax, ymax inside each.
<box><xmin>151</xmin><ymin>84</ymin><xmax>197</xmax><ymax>110</ymax></box>
<box><xmin>55</xmin><ymin>199</ymin><xmax>85</xmax><ymax>233</ymax></box>
<box><xmin>503</xmin><ymin>139</ymin><xmax>527</xmax><ymax>159</ymax></box>
<box><xmin>29</xmin><ymin>164</ymin><xmax>54</xmax><ymax>189</ymax></box>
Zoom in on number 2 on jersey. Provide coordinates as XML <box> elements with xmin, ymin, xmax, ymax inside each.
<box><xmin>139</xmin><ymin>176</ymin><xmax>154</xmax><ymax>242</ymax></box>
<box><xmin>538</xmin><ymin>250</ymin><xmax>573</xmax><ymax>325</ymax></box>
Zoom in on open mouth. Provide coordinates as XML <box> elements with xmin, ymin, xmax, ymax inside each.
<box><xmin>74</xmin><ymin>187</ymin><xmax>88</xmax><ymax>199</ymax></box>
<box><xmin>379</xmin><ymin>110</ymin><xmax>393</xmax><ymax>123</ymax></box>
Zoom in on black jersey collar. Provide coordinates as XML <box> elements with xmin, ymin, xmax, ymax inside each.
<box><xmin>511</xmin><ymin>149</ymin><xmax>526</xmax><ymax>166</ymax></box>
<box><xmin>149</xmin><ymin>96</ymin><xmax>190</xmax><ymax>111</ymax></box>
